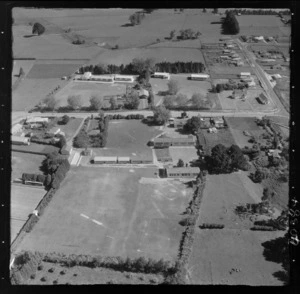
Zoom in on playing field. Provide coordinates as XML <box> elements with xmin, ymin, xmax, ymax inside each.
<box><xmin>93</xmin><ymin>120</ymin><xmax>162</xmax><ymax>159</ymax></box>
<box><xmin>16</xmin><ymin>167</ymin><xmax>193</xmax><ymax>261</ymax></box>
<box><xmin>11</xmin><ymin>185</ymin><xmax>47</xmax><ymax>243</ymax></box>
<box><xmin>11</xmin><ymin>152</ymin><xmax>45</xmax><ymax>180</ymax></box>
<box><xmin>54</xmin><ymin>81</ymin><xmax>127</xmax><ymax>107</ymax></box>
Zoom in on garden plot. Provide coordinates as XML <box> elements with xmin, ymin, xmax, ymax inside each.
<box><xmin>16</xmin><ymin>167</ymin><xmax>193</xmax><ymax>261</ymax></box>
<box><xmin>54</xmin><ymin>81</ymin><xmax>127</xmax><ymax>107</ymax></box>
<box><xmin>11</xmin><ymin>152</ymin><xmax>45</xmax><ymax>180</ymax></box>
<box><xmin>11</xmin><ymin>185</ymin><xmax>47</xmax><ymax>243</ymax></box>
<box><xmin>93</xmin><ymin>120</ymin><xmax>162</xmax><ymax>159</ymax></box>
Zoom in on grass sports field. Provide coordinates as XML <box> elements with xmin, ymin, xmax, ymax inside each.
<box><xmin>93</xmin><ymin>120</ymin><xmax>162</xmax><ymax>158</ymax></box>
<box><xmin>11</xmin><ymin>185</ymin><xmax>47</xmax><ymax>243</ymax></box>
<box><xmin>16</xmin><ymin>167</ymin><xmax>193</xmax><ymax>261</ymax></box>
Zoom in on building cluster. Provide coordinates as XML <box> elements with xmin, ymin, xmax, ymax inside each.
<box><xmin>93</xmin><ymin>156</ymin><xmax>152</xmax><ymax>164</ymax></box>
<box><xmin>75</xmin><ymin>72</ymin><xmax>136</xmax><ymax>83</ymax></box>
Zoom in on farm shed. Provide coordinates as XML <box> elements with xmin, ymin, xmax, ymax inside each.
<box><xmin>93</xmin><ymin>156</ymin><xmax>117</xmax><ymax>164</ymax></box>
<box><xmin>166</xmin><ymin>167</ymin><xmax>200</xmax><ymax>178</ymax></box>
<box><xmin>272</xmin><ymin>74</ymin><xmax>282</xmax><ymax>79</ymax></box>
<box><xmin>131</xmin><ymin>156</ymin><xmax>153</xmax><ymax>164</ymax></box>
<box><xmin>47</xmin><ymin>127</ymin><xmax>61</xmax><ymax>135</ymax></box>
<box><xmin>139</xmin><ymin>89</ymin><xmax>149</xmax><ymax>98</ymax></box>
<box><xmin>82</xmin><ymin>72</ymin><xmax>92</xmax><ymax>80</ymax></box>
<box><xmin>212</xmin><ymin>117</ymin><xmax>224</xmax><ymax>128</ymax></box>
<box><xmin>199</xmin><ymin>118</ymin><xmax>212</xmax><ymax>129</ymax></box>
<box><xmin>254</xmin><ymin>36</ymin><xmax>265</xmax><ymax>42</ymax></box>
<box><xmin>174</xmin><ymin>118</ymin><xmax>189</xmax><ymax>129</ymax></box>
<box><xmin>114</xmin><ymin>75</ymin><xmax>135</xmax><ymax>83</ymax></box>
<box><xmin>155</xmin><ymin>148</ymin><xmax>173</xmax><ymax>163</ymax></box>
<box><xmin>12</xmin><ymin>135</ymin><xmax>30</xmax><ymax>146</ymax></box>
<box><xmin>90</xmin><ymin>75</ymin><xmax>114</xmax><ymax>83</ymax></box>
<box><xmin>117</xmin><ymin>157</ymin><xmax>131</xmax><ymax>164</ymax></box>
<box><xmin>257</xmin><ymin>93</ymin><xmax>269</xmax><ymax>105</ymax></box>
<box><xmin>26</xmin><ymin>117</ymin><xmax>49</xmax><ymax>124</ymax></box>
<box><xmin>11</xmin><ymin>123</ymin><xmax>23</xmax><ymax>135</ymax></box>
<box><xmin>239</xmin><ymin>72</ymin><xmax>251</xmax><ymax>78</ymax></box>
<box><xmin>268</xmin><ymin>149</ymin><xmax>282</xmax><ymax>158</ymax></box>
<box><xmin>154</xmin><ymin>136</ymin><xmax>196</xmax><ymax>148</ymax></box>
<box><xmin>189</xmin><ymin>73</ymin><xmax>210</xmax><ymax>81</ymax></box>
<box><xmin>152</xmin><ymin>72</ymin><xmax>170</xmax><ymax>79</ymax></box>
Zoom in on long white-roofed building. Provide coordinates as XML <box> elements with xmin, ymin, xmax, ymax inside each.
<box><xmin>152</xmin><ymin>72</ymin><xmax>170</xmax><ymax>79</ymax></box>
<box><xmin>114</xmin><ymin>75</ymin><xmax>135</xmax><ymax>83</ymax></box>
<box><xmin>189</xmin><ymin>73</ymin><xmax>210</xmax><ymax>80</ymax></box>
<box><xmin>93</xmin><ymin>156</ymin><xmax>118</xmax><ymax>164</ymax></box>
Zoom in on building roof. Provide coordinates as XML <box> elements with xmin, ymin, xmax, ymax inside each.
<box><xmin>139</xmin><ymin>89</ymin><xmax>149</xmax><ymax>97</ymax></box>
<box><xmin>94</xmin><ymin>156</ymin><xmax>117</xmax><ymax>161</ymax></box>
<box><xmin>117</xmin><ymin>156</ymin><xmax>131</xmax><ymax>161</ymax></box>
<box><xmin>190</xmin><ymin>73</ymin><xmax>210</xmax><ymax>78</ymax></box>
<box><xmin>114</xmin><ymin>74</ymin><xmax>135</xmax><ymax>79</ymax></box>
<box><xmin>11</xmin><ymin>135</ymin><xmax>29</xmax><ymax>143</ymax></box>
<box><xmin>48</xmin><ymin>127</ymin><xmax>60</xmax><ymax>133</ymax></box>
<box><xmin>258</xmin><ymin>93</ymin><xmax>268</xmax><ymax>103</ymax></box>
<box><xmin>154</xmin><ymin>136</ymin><xmax>195</xmax><ymax>143</ymax></box>
<box><xmin>240</xmin><ymin>72</ymin><xmax>251</xmax><ymax>76</ymax></box>
<box><xmin>154</xmin><ymin>72</ymin><xmax>170</xmax><ymax>76</ymax></box>
<box><xmin>91</xmin><ymin>75</ymin><xmax>114</xmax><ymax>80</ymax></box>
<box><xmin>213</xmin><ymin>117</ymin><xmax>224</xmax><ymax>124</ymax></box>
<box><xmin>26</xmin><ymin>117</ymin><xmax>48</xmax><ymax>123</ymax></box>
<box><xmin>166</xmin><ymin>167</ymin><xmax>200</xmax><ymax>174</ymax></box>
<box><xmin>11</xmin><ymin>123</ymin><xmax>23</xmax><ymax>133</ymax></box>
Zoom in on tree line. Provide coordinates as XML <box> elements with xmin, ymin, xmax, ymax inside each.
<box><xmin>222</xmin><ymin>11</ymin><xmax>240</xmax><ymax>35</ymax></box>
<box><xmin>226</xmin><ymin>9</ymin><xmax>290</xmax><ymax>15</ymax></box>
<box><xmin>78</xmin><ymin>60</ymin><xmax>206</xmax><ymax>76</ymax></box>
<box><xmin>211</xmin><ymin>81</ymin><xmax>248</xmax><ymax>93</ymax></box>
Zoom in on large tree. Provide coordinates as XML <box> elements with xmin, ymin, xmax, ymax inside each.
<box><xmin>32</xmin><ymin>22</ymin><xmax>45</xmax><ymax>35</ymax></box>
<box><xmin>210</xmin><ymin>144</ymin><xmax>232</xmax><ymax>174</ymax></box>
<box><xmin>89</xmin><ymin>94</ymin><xmax>103</xmax><ymax>110</ymax></box>
<box><xmin>43</xmin><ymin>96</ymin><xmax>58</xmax><ymax>110</ymax></box>
<box><xmin>167</xmin><ymin>79</ymin><xmax>180</xmax><ymax>95</ymax></box>
<box><xmin>184</xmin><ymin>116</ymin><xmax>202</xmax><ymax>134</ymax></box>
<box><xmin>152</xmin><ymin>105</ymin><xmax>170</xmax><ymax>125</ymax></box>
<box><xmin>227</xmin><ymin>144</ymin><xmax>248</xmax><ymax>170</ymax></box>
<box><xmin>73</xmin><ymin>131</ymin><xmax>89</xmax><ymax>148</ymax></box>
<box><xmin>124</xmin><ymin>91</ymin><xmax>140</xmax><ymax>109</ymax></box>
<box><xmin>67</xmin><ymin>95</ymin><xmax>82</xmax><ymax>110</ymax></box>
<box><xmin>109</xmin><ymin>96</ymin><xmax>118</xmax><ymax>110</ymax></box>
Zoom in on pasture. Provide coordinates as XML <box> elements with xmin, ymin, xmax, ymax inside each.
<box><xmin>16</xmin><ymin>167</ymin><xmax>193</xmax><ymax>261</ymax></box>
<box><xmin>11</xmin><ymin>185</ymin><xmax>46</xmax><ymax>243</ymax></box>
<box><xmin>237</xmin><ymin>15</ymin><xmax>290</xmax><ymax>37</ymax></box>
<box><xmin>12</xmin><ymin>78</ymin><xmax>65</xmax><ymax>111</ymax></box>
<box><xmin>54</xmin><ymin>81</ymin><xmax>127</xmax><ymax>107</ymax></box>
<box><xmin>188</xmin><ymin>229</ymin><xmax>286</xmax><ymax>285</ymax></box>
<box><xmin>93</xmin><ymin>120</ymin><xmax>162</xmax><ymax>159</ymax></box>
<box><xmin>11</xmin><ymin>151</ymin><xmax>45</xmax><ymax>180</ymax></box>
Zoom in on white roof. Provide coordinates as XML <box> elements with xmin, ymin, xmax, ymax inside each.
<box><xmin>273</xmin><ymin>74</ymin><xmax>282</xmax><ymax>79</ymax></box>
<box><xmin>94</xmin><ymin>156</ymin><xmax>117</xmax><ymax>161</ymax></box>
<box><xmin>240</xmin><ymin>72</ymin><xmax>251</xmax><ymax>76</ymax></box>
<box><xmin>91</xmin><ymin>75</ymin><xmax>114</xmax><ymax>79</ymax></box>
<box><xmin>118</xmin><ymin>157</ymin><xmax>130</xmax><ymax>161</ymax></box>
<box><xmin>190</xmin><ymin>73</ymin><xmax>210</xmax><ymax>78</ymax></box>
<box><xmin>11</xmin><ymin>135</ymin><xmax>29</xmax><ymax>143</ymax></box>
<box><xmin>11</xmin><ymin>124</ymin><xmax>23</xmax><ymax>132</ymax></box>
<box><xmin>254</xmin><ymin>36</ymin><xmax>264</xmax><ymax>40</ymax></box>
<box><xmin>26</xmin><ymin>117</ymin><xmax>49</xmax><ymax>123</ymax></box>
<box><xmin>114</xmin><ymin>74</ymin><xmax>134</xmax><ymax>79</ymax></box>
<box><xmin>154</xmin><ymin>72</ymin><xmax>170</xmax><ymax>76</ymax></box>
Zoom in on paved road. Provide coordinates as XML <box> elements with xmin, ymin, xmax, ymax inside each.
<box><xmin>235</xmin><ymin>39</ymin><xmax>289</xmax><ymax>118</ymax></box>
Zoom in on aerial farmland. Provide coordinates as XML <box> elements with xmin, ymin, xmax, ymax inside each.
<box><xmin>10</xmin><ymin>7</ymin><xmax>290</xmax><ymax>286</ymax></box>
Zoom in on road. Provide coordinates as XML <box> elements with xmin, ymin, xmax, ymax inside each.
<box><xmin>235</xmin><ymin>39</ymin><xmax>289</xmax><ymax>118</ymax></box>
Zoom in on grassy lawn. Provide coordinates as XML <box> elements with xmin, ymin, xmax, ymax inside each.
<box><xmin>16</xmin><ymin>167</ymin><xmax>193</xmax><ymax>261</ymax></box>
<box><xmin>54</xmin><ymin>81</ymin><xmax>127</xmax><ymax>107</ymax></box>
<box><xmin>59</xmin><ymin>117</ymin><xmax>84</xmax><ymax>141</ymax></box>
<box><xmin>11</xmin><ymin>185</ymin><xmax>47</xmax><ymax>243</ymax></box>
<box><xmin>12</xmin><ymin>143</ymin><xmax>60</xmax><ymax>156</ymax></box>
<box><xmin>93</xmin><ymin>120</ymin><xmax>162</xmax><ymax>158</ymax></box>
<box><xmin>26</xmin><ymin>261</ymin><xmax>163</xmax><ymax>285</ymax></box>
<box><xmin>11</xmin><ymin>152</ymin><xmax>45</xmax><ymax>179</ymax></box>
<box><xmin>26</xmin><ymin>63</ymin><xmax>83</xmax><ymax>79</ymax></box>
<box><xmin>169</xmin><ymin>147</ymin><xmax>198</xmax><ymax>166</ymax></box>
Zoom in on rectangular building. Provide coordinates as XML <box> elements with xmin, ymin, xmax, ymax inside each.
<box><xmin>11</xmin><ymin>123</ymin><xmax>23</xmax><ymax>135</ymax></box>
<box><xmin>47</xmin><ymin>127</ymin><xmax>61</xmax><ymax>135</ymax></box>
<box><xmin>166</xmin><ymin>167</ymin><xmax>200</xmax><ymax>178</ymax></box>
<box><xmin>26</xmin><ymin>117</ymin><xmax>49</xmax><ymax>124</ymax></box>
<box><xmin>131</xmin><ymin>156</ymin><xmax>153</xmax><ymax>164</ymax></box>
<box><xmin>189</xmin><ymin>73</ymin><xmax>210</xmax><ymax>81</ymax></box>
<box><xmin>152</xmin><ymin>72</ymin><xmax>170</xmax><ymax>79</ymax></box>
<box><xmin>257</xmin><ymin>93</ymin><xmax>269</xmax><ymax>105</ymax></box>
<box><xmin>174</xmin><ymin>118</ymin><xmax>189</xmax><ymax>129</ymax></box>
<box><xmin>117</xmin><ymin>156</ymin><xmax>131</xmax><ymax>164</ymax></box>
<box><xmin>239</xmin><ymin>72</ymin><xmax>251</xmax><ymax>78</ymax></box>
<box><xmin>12</xmin><ymin>135</ymin><xmax>30</xmax><ymax>146</ymax></box>
<box><xmin>90</xmin><ymin>75</ymin><xmax>114</xmax><ymax>83</ymax></box>
<box><xmin>114</xmin><ymin>75</ymin><xmax>135</xmax><ymax>83</ymax></box>
<box><xmin>154</xmin><ymin>136</ymin><xmax>196</xmax><ymax>148</ymax></box>
<box><xmin>93</xmin><ymin>156</ymin><xmax>117</xmax><ymax>164</ymax></box>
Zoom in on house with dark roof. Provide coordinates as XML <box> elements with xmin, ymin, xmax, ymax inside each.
<box><xmin>257</xmin><ymin>93</ymin><xmax>269</xmax><ymax>105</ymax></box>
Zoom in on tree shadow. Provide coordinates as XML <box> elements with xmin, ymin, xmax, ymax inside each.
<box><xmin>121</xmin><ymin>23</ymin><xmax>133</xmax><ymax>27</ymax></box>
<box><xmin>211</xmin><ymin>21</ymin><xmax>222</xmax><ymax>24</ymax></box>
<box><xmin>23</xmin><ymin>34</ymin><xmax>36</xmax><ymax>38</ymax></box>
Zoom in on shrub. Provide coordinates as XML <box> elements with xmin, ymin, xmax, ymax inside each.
<box><xmin>60</xmin><ymin>270</ymin><xmax>66</xmax><ymax>275</ymax></box>
<box><xmin>41</xmin><ymin>276</ymin><xmax>47</xmax><ymax>282</ymax></box>
<box><xmin>37</xmin><ymin>264</ymin><xmax>44</xmax><ymax>271</ymax></box>
<box><xmin>30</xmin><ymin>274</ymin><xmax>36</xmax><ymax>279</ymax></box>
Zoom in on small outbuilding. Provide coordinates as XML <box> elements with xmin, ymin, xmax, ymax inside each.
<box><xmin>257</xmin><ymin>93</ymin><xmax>269</xmax><ymax>105</ymax></box>
<box><xmin>12</xmin><ymin>135</ymin><xmax>30</xmax><ymax>145</ymax></box>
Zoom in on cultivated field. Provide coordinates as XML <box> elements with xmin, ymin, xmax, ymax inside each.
<box><xmin>188</xmin><ymin>229</ymin><xmax>286</xmax><ymax>285</ymax></box>
<box><xmin>54</xmin><ymin>81</ymin><xmax>127</xmax><ymax>107</ymax></box>
<box><xmin>93</xmin><ymin>120</ymin><xmax>162</xmax><ymax>159</ymax></box>
<box><xmin>11</xmin><ymin>185</ymin><xmax>46</xmax><ymax>243</ymax></box>
<box><xmin>11</xmin><ymin>152</ymin><xmax>45</xmax><ymax>180</ymax></box>
<box><xmin>16</xmin><ymin>167</ymin><xmax>193</xmax><ymax>261</ymax></box>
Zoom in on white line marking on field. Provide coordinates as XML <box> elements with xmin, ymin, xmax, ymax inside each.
<box><xmin>92</xmin><ymin>219</ymin><xmax>106</xmax><ymax>227</ymax></box>
<box><xmin>80</xmin><ymin>214</ymin><xmax>90</xmax><ymax>219</ymax></box>
<box><xmin>151</xmin><ymin>201</ymin><xmax>165</xmax><ymax>218</ymax></box>
<box><xmin>106</xmin><ymin>236</ymin><xmax>114</xmax><ymax>239</ymax></box>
